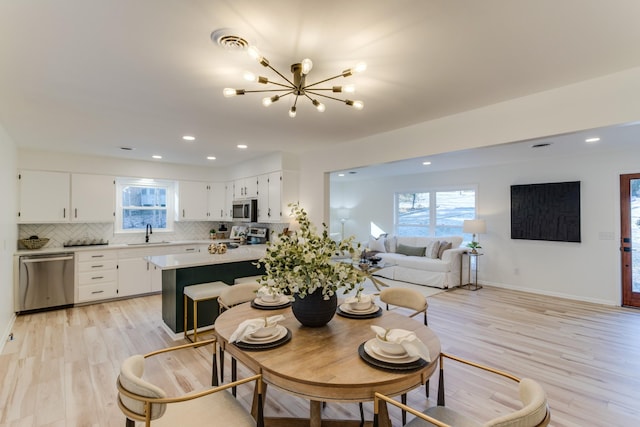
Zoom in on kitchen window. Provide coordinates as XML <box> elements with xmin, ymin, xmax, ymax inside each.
<box><xmin>115</xmin><ymin>178</ymin><xmax>175</xmax><ymax>233</ymax></box>
<box><xmin>395</xmin><ymin>187</ymin><xmax>477</xmax><ymax>237</ymax></box>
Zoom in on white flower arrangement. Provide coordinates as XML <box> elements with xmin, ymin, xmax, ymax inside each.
<box><xmin>256</xmin><ymin>203</ymin><xmax>365</xmax><ymax>299</ymax></box>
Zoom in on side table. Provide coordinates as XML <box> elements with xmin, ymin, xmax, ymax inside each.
<box><xmin>462</xmin><ymin>252</ymin><xmax>483</xmax><ymax>291</ymax></box>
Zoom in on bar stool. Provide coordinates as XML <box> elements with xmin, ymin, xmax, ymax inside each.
<box><xmin>183</xmin><ymin>281</ymin><xmax>230</xmax><ymax>343</ymax></box>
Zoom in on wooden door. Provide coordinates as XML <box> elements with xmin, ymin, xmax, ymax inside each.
<box><xmin>620</xmin><ymin>173</ymin><xmax>640</xmax><ymax>307</ymax></box>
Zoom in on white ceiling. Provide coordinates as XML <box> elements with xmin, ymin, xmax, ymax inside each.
<box><xmin>1</xmin><ymin>0</ymin><xmax>640</xmax><ymax>171</ymax></box>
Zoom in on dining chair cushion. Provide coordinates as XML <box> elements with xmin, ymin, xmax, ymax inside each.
<box><xmin>483</xmin><ymin>378</ymin><xmax>548</xmax><ymax>427</ymax></box>
<box><xmin>405</xmin><ymin>406</ymin><xmax>481</xmax><ymax>427</ymax></box>
<box><xmin>150</xmin><ymin>389</ymin><xmax>257</xmax><ymax>427</ymax></box>
<box><xmin>380</xmin><ymin>287</ymin><xmax>427</xmax><ymax>312</ymax></box>
<box><xmin>118</xmin><ymin>355</ymin><xmax>167</xmax><ymax>420</ymax></box>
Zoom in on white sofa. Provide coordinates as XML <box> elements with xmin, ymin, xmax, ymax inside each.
<box><xmin>369</xmin><ymin>235</ymin><xmax>468</xmax><ymax>289</ymax></box>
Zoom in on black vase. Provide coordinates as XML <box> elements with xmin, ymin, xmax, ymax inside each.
<box><xmin>291</xmin><ymin>291</ymin><xmax>338</xmax><ymax>327</ymax></box>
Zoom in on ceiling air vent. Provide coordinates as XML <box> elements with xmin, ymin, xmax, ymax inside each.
<box><xmin>211</xmin><ymin>29</ymin><xmax>250</xmax><ymax>51</ymax></box>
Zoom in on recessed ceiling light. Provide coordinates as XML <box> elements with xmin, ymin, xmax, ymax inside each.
<box><xmin>338</xmin><ymin>173</ymin><xmax>345</xmax><ymax>177</ymax></box>
<box><xmin>237</xmin><ymin>144</ymin><xmax>248</xmax><ymax>149</ymax></box>
<box><xmin>207</xmin><ymin>156</ymin><xmax>216</xmax><ymax>160</ymax></box>
<box><xmin>422</xmin><ymin>161</ymin><xmax>431</xmax><ymax>166</ymax></box>
<box><xmin>531</xmin><ymin>143</ymin><xmax>551</xmax><ymax>148</ymax></box>
<box><xmin>585</xmin><ymin>137</ymin><xmax>600</xmax><ymax>143</ymax></box>
<box><xmin>152</xmin><ymin>155</ymin><xmax>162</xmax><ymax>159</ymax></box>
<box><xmin>182</xmin><ymin>135</ymin><xmax>195</xmax><ymax>141</ymax></box>
<box><xmin>119</xmin><ymin>146</ymin><xmax>135</xmax><ymax>151</ymax></box>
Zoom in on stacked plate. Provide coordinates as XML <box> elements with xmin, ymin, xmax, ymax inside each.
<box><xmin>363</xmin><ymin>338</ymin><xmax>419</xmax><ymax>364</ymax></box>
<box><xmin>336</xmin><ymin>303</ymin><xmax>382</xmax><ymax>319</ymax></box>
<box><xmin>239</xmin><ymin>325</ymin><xmax>288</xmax><ymax>344</ymax></box>
<box><xmin>251</xmin><ymin>295</ymin><xmax>292</xmax><ymax>309</ymax></box>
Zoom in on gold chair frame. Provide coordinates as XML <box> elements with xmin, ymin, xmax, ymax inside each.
<box><xmin>116</xmin><ymin>338</ymin><xmax>264</xmax><ymax>427</ymax></box>
<box><xmin>373</xmin><ymin>352</ymin><xmax>550</xmax><ymax>427</ymax></box>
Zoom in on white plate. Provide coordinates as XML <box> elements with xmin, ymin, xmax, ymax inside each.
<box><xmin>363</xmin><ymin>339</ymin><xmax>419</xmax><ymax>363</ymax></box>
<box><xmin>339</xmin><ymin>303</ymin><xmax>379</xmax><ymax>315</ymax></box>
<box><xmin>240</xmin><ymin>325</ymin><xmax>287</xmax><ymax>344</ymax></box>
<box><xmin>254</xmin><ymin>296</ymin><xmax>290</xmax><ymax>306</ymax></box>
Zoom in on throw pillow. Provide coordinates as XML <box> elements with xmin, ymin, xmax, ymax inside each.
<box><xmin>438</xmin><ymin>241</ymin><xmax>452</xmax><ymax>259</ymax></box>
<box><xmin>396</xmin><ymin>243</ymin><xmax>426</xmax><ymax>257</ymax></box>
<box><xmin>384</xmin><ymin>235</ymin><xmax>397</xmax><ymax>253</ymax></box>
<box><xmin>368</xmin><ymin>235</ymin><xmax>386</xmax><ymax>253</ymax></box>
<box><xmin>425</xmin><ymin>240</ymin><xmax>441</xmax><ymax>259</ymax></box>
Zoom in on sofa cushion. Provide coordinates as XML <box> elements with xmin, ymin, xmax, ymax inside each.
<box><xmin>438</xmin><ymin>241</ymin><xmax>452</xmax><ymax>259</ymax></box>
<box><xmin>396</xmin><ymin>243</ymin><xmax>426</xmax><ymax>257</ymax></box>
<box><xmin>425</xmin><ymin>240</ymin><xmax>441</xmax><ymax>259</ymax></box>
<box><xmin>395</xmin><ymin>256</ymin><xmax>451</xmax><ymax>272</ymax></box>
<box><xmin>368</xmin><ymin>235</ymin><xmax>387</xmax><ymax>253</ymax></box>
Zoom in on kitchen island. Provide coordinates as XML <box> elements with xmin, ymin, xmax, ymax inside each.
<box><xmin>146</xmin><ymin>245</ymin><xmax>266</xmax><ymax>334</ymax></box>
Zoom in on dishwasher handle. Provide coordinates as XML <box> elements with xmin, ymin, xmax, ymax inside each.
<box><xmin>21</xmin><ymin>255</ymin><xmax>74</xmax><ymax>263</ymax></box>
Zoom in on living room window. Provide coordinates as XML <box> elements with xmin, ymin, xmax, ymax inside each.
<box><xmin>395</xmin><ymin>188</ymin><xmax>476</xmax><ymax>237</ymax></box>
<box><xmin>115</xmin><ymin>178</ymin><xmax>175</xmax><ymax>233</ymax></box>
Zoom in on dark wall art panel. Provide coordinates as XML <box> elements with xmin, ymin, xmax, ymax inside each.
<box><xmin>510</xmin><ymin>181</ymin><xmax>581</xmax><ymax>243</ymax></box>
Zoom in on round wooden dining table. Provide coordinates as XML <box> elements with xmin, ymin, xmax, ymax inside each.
<box><xmin>214</xmin><ymin>300</ymin><xmax>441</xmax><ymax>427</ymax></box>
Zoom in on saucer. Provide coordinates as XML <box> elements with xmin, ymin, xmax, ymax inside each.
<box><xmin>339</xmin><ymin>303</ymin><xmax>379</xmax><ymax>315</ymax></box>
<box><xmin>363</xmin><ymin>339</ymin><xmax>419</xmax><ymax>363</ymax></box>
<box><xmin>241</xmin><ymin>325</ymin><xmax>287</xmax><ymax>344</ymax></box>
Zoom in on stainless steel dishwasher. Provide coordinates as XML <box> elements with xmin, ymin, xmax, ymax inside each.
<box><xmin>18</xmin><ymin>252</ymin><xmax>75</xmax><ymax>313</ymax></box>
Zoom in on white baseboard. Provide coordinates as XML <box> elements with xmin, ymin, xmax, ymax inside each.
<box><xmin>0</xmin><ymin>313</ymin><xmax>17</xmax><ymax>354</ymax></box>
<box><xmin>481</xmin><ymin>281</ymin><xmax>619</xmax><ymax>307</ymax></box>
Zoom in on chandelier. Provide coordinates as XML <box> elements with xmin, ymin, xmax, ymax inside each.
<box><xmin>223</xmin><ymin>45</ymin><xmax>366</xmax><ymax>118</ymax></box>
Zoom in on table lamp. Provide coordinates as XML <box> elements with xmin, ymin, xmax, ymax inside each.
<box><xmin>463</xmin><ymin>219</ymin><xmax>486</xmax><ymax>254</ymax></box>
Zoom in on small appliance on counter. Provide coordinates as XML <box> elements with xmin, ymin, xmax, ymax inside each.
<box><xmin>246</xmin><ymin>227</ymin><xmax>268</xmax><ymax>244</ymax></box>
<box><xmin>63</xmin><ymin>238</ymin><xmax>109</xmax><ymax>247</ymax></box>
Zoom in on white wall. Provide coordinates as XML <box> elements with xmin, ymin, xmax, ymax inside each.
<box><xmin>299</xmin><ymin>66</ymin><xmax>640</xmax><ymax>224</ymax></box>
<box><xmin>332</xmin><ymin>145</ymin><xmax>640</xmax><ymax>306</ymax></box>
<box><xmin>0</xmin><ymin>124</ymin><xmax>18</xmax><ymax>348</ymax></box>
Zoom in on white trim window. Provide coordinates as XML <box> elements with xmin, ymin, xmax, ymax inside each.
<box><xmin>395</xmin><ymin>187</ymin><xmax>477</xmax><ymax>237</ymax></box>
<box><xmin>115</xmin><ymin>178</ymin><xmax>175</xmax><ymax>233</ymax></box>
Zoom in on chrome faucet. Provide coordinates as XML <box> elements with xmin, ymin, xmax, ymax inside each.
<box><xmin>145</xmin><ymin>224</ymin><xmax>152</xmax><ymax>243</ymax></box>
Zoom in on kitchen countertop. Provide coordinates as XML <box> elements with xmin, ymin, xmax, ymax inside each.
<box><xmin>14</xmin><ymin>239</ymin><xmax>238</xmax><ymax>256</ymax></box>
<box><xmin>146</xmin><ymin>244</ymin><xmax>267</xmax><ymax>270</ymax></box>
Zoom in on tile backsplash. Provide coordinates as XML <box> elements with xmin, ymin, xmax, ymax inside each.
<box><xmin>18</xmin><ymin>221</ymin><xmax>288</xmax><ymax>249</ymax></box>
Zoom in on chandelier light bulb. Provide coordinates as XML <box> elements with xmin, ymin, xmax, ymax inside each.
<box><xmin>289</xmin><ymin>106</ymin><xmax>297</xmax><ymax>118</ymax></box>
<box><xmin>343</xmin><ymin>84</ymin><xmax>355</xmax><ymax>93</ymax></box>
<box><xmin>301</xmin><ymin>58</ymin><xmax>313</xmax><ymax>75</ymax></box>
<box><xmin>354</xmin><ymin>61</ymin><xmax>367</xmax><ymax>73</ymax></box>
<box><xmin>262</xmin><ymin>97</ymin><xmax>272</xmax><ymax>107</ymax></box>
<box><xmin>247</xmin><ymin>45</ymin><xmax>261</xmax><ymax>61</ymax></box>
<box><xmin>312</xmin><ymin>99</ymin><xmax>326</xmax><ymax>112</ymax></box>
<box><xmin>223</xmin><ymin>88</ymin><xmax>238</xmax><ymax>98</ymax></box>
<box><xmin>352</xmin><ymin>100</ymin><xmax>364</xmax><ymax>110</ymax></box>
<box><xmin>243</xmin><ymin>71</ymin><xmax>256</xmax><ymax>81</ymax></box>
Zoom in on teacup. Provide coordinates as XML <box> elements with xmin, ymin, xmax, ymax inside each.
<box><xmin>251</xmin><ymin>324</ymin><xmax>278</xmax><ymax>338</ymax></box>
<box><xmin>375</xmin><ymin>335</ymin><xmax>406</xmax><ymax>355</ymax></box>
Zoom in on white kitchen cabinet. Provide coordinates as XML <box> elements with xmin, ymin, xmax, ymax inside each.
<box><xmin>208</xmin><ymin>182</ymin><xmax>226</xmax><ymax>221</ymax></box>
<box><xmin>176</xmin><ymin>180</ymin><xmax>209</xmax><ymax>221</ymax></box>
<box><xmin>233</xmin><ymin>176</ymin><xmax>258</xmax><ymax>199</ymax></box>
<box><xmin>18</xmin><ymin>170</ymin><xmax>70</xmax><ymax>223</ymax></box>
<box><xmin>76</xmin><ymin>250</ymin><xmax>118</xmax><ymax>303</ymax></box>
<box><xmin>257</xmin><ymin>174</ymin><xmax>270</xmax><ymax>222</ymax></box>
<box><xmin>224</xmin><ymin>181</ymin><xmax>234</xmax><ymax>219</ymax></box>
<box><xmin>151</xmin><ymin>264</ymin><xmax>162</xmax><ymax>292</ymax></box>
<box><xmin>255</xmin><ymin>171</ymin><xmax>299</xmax><ymax>222</ymax></box>
<box><xmin>71</xmin><ymin>174</ymin><xmax>115</xmax><ymax>222</ymax></box>
<box><xmin>117</xmin><ymin>256</ymin><xmax>152</xmax><ymax>297</ymax></box>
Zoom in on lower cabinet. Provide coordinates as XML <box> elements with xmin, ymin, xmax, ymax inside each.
<box><xmin>76</xmin><ymin>250</ymin><xmax>118</xmax><ymax>303</ymax></box>
<box><xmin>117</xmin><ymin>255</ymin><xmax>153</xmax><ymax>297</ymax></box>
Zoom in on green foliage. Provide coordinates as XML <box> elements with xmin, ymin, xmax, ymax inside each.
<box><xmin>466</xmin><ymin>241</ymin><xmax>482</xmax><ymax>249</ymax></box>
<box><xmin>256</xmin><ymin>203</ymin><xmax>365</xmax><ymax>299</ymax></box>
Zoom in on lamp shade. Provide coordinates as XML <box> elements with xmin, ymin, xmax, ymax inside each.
<box><xmin>463</xmin><ymin>219</ymin><xmax>486</xmax><ymax>234</ymax></box>
<box><xmin>337</xmin><ymin>208</ymin><xmax>350</xmax><ymax>221</ymax></box>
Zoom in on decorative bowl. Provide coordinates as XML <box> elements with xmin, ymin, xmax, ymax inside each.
<box><xmin>19</xmin><ymin>238</ymin><xmax>49</xmax><ymax>250</ymax></box>
<box><xmin>375</xmin><ymin>336</ymin><xmax>405</xmax><ymax>355</ymax></box>
<box><xmin>250</xmin><ymin>325</ymin><xmax>278</xmax><ymax>338</ymax></box>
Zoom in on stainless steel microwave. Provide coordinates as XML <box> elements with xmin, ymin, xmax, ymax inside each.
<box><xmin>232</xmin><ymin>199</ymin><xmax>257</xmax><ymax>222</ymax></box>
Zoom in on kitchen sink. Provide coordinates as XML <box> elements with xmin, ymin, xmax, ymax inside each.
<box><xmin>127</xmin><ymin>241</ymin><xmax>172</xmax><ymax>246</ymax></box>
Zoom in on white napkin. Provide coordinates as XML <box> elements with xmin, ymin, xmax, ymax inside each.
<box><xmin>344</xmin><ymin>294</ymin><xmax>375</xmax><ymax>305</ymax></box>
<box><xmin>230</xmin><ymin>315</ymin><xmax>285</xmax><ymax>343</ymax></box>
<box><xmin>370</xmin><ymin>325</ymin><xmax>431</xmax><ymax>362</ymax></box>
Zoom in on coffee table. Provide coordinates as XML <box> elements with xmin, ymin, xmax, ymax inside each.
<box><xmin>214</xmin><ymin>301</ymin><xmax>441</xmax><ymax>427</ymax></box>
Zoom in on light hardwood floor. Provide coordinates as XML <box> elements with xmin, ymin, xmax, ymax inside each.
<box><xmin>1</xmin><ymin>286</ymin><xmax>639</xmax><ymax>426</ymax></box>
